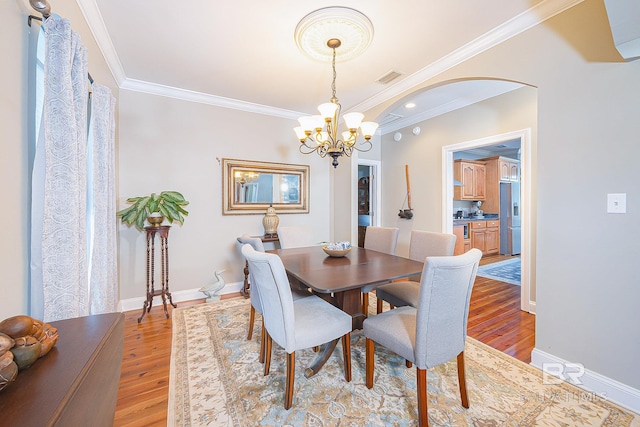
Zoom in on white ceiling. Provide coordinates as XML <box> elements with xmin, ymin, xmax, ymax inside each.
<box><xmin>73</xmin><ymin>0</ymin><xmax>583</xmax><ymax>134</ymax></box>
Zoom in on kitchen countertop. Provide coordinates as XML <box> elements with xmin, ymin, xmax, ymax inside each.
<box><xmin>453</xmin><ymin>214</ymin><xmax>499</xmax><ymax>224</ymax></box>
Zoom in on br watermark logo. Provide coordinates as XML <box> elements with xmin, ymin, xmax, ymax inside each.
<box><xmin>542</xmin><ymin>362</ymin><xmax>585</xmax><ymax>385</ymax></box>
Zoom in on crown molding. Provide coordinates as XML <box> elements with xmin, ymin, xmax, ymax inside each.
<box><xmin>75</xmin><ymin>0</ymin><xmax>126</xmax><ymax>85</ymax></box>
<box><xmin>78</xmin><ymin>0</ymin><xmax>583</xmax><ymax>119</ymax></box>
<box><xmin>120</xmin><ymin>79</ymin><xmax>303</xmax><ymax>120</ymax></box>
<box><xmin>350</xmin><ymin>0</ymin><xmax>584</xmax><ymax>114</ymax></box>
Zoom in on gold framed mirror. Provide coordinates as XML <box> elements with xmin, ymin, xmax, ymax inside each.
<box><xmin>222</xmin><ymin>158</ymin><xmax>310</xmax><ymax>215</ymax></box>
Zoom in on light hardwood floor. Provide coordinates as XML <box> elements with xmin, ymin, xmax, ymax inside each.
<box><xmin>113</xmin><ymin>253</ymin><xmax>534</xmax><ymax>426</ymax></box>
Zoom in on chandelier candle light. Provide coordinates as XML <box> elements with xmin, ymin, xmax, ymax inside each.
<box><xmin>294</xmin><ymin>8</ymin><xmax>378</xmax><ymax>168</ymax></box>
<box><xmin>294</xmin><ymin>39</ymin><xmax>378</xmax><ymax>168</ymax></box>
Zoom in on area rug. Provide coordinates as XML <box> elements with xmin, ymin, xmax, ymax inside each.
<box><xmin>168</xmin><ymin>297</ymin><xmax>639</xmax><ymax>426</ymax></box>
<box><xmin>477</xmin><ymin>257</ymin><xmax>521</xmax><ymax>285</ymax></box>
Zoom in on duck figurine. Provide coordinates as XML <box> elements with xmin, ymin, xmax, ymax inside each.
<box><xmin>199</xmin><ymin>270</ymin><xmax>225</xmax><ymax>302</ymax></box>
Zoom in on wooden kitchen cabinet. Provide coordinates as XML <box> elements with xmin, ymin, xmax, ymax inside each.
<box><xmin>470</xmin><ymin>220</ymin><xmax>499</xmax><ymax>255</ymax></box>
<box><xmin>453</xmin><ymin>224</ymin><xmax>471</xmax><ymax>255</ymax></box>
<box><xmin>486</xmin><ymin>220</ymin><xmax>500</xmax><ymax>254</ymax></box>
<box><xmin>479</xmin><ymin>156</ymin><xmax>519</xmax><ymax>214</ymax></box>
<box><xmin>499</xmin><ymin>158</ymin><xmax>520</xmax><ymax>182</ymax></box>
<box><xmin>454</xmin><ymin>160</ymin><xmax>486</xmax><ymax>200</ymax></box>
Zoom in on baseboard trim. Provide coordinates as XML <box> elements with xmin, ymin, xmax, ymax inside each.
<box><xmin>118</xmin><ymin>281</ymin><xmax>244</xmax><ymax>312</ymax></box>
<box><xmin>531</xmin><ymin>347</ymin><xmax>640</xmax><ymax>414</ymax></box>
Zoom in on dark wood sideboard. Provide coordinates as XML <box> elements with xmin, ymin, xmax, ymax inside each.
<box><xmin>0</xmin><ymin>312</ymin><xmax>125</xmax><ymax>426</ymax></box>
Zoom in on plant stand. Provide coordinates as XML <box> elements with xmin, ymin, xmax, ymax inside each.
<box><xmin>138</xmin><ymin>225</ymin><xmax>177</xmax><ymax>322</ymax></box>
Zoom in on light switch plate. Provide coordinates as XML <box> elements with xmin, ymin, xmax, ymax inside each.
<box><xmin>607</xmin><ymin>193</ymin><xmax>626</xmax><ymax>213</ymax></box>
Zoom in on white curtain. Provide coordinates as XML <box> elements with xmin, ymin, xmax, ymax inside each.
<box><xmin>31</xmin><ymin>16</ymin><xmax>117</xmax><ymax>321</ymax></box>
<box><xmin>88</xmin><ymin>84</ymin><xmax>118</xmax><ymax>314</ymax></box>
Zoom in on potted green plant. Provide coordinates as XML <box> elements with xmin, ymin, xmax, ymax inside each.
<box><xmin>116</xmin><ymin>191</ymin><xmax>189</xmax><ymax>230</ymax></box>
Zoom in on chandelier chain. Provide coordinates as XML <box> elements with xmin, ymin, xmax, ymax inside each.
<box><xmin>331</xmin><ymin>47</ymin><xmax>337</xmax><ymax>103</ymax></box>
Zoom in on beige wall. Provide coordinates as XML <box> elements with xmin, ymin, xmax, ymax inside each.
<box><xmin>0</xmin><ymin>0</ymin><xmax>117</xmax><ymax>320</ymax></box>
<box><xmin>116</xmin><ymin>90</ymin><xmax>333</xmax><ymax>300</ymax></box>
<box><xmin>1</xmin><ymin>1</ymin><xmax>30</xmax><ymax>319</ymax></box>
<box><xmin>368</xmin><ymin>0</ymin><xmax>640</xmax><ymax>390</ymax></box>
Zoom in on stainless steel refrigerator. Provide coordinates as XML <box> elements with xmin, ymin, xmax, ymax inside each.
<box><xmin>500</xmin><ymin>182</ymin><xmax>521</xmax><ymax>255</ymax></box>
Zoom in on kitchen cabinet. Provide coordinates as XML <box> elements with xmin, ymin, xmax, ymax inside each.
<box><xmin>499</xmin><ymin>158</ymin><xmax>519</xmax><ymax>182</ymax></box>
<box><xmin>470</xmin><ymin>220</ymin><xmax>499</xmax><ymax>255</ymax></box>
<box><xmin>453</xmin><ymin>160</ymin><xmax>486</xmax><ymax>200</ymax></box>
<box><xmin>479</xmin><ymin>156</ymin><xmax>519</xmax><ymax>214</ymax></box>
<box><xmin>453</xmin><ymin>224</ymin><xmax>471</xmax><ymax>255</ymax></box>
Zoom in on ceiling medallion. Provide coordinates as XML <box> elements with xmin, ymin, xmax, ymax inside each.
<box><xmin>294</xmin><ymin>7</ymin><xmax>374</xmax><ymax>63</ymax></box>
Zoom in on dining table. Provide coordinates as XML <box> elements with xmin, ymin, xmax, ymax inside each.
<box><xmin>269</xmin><ymin>245</ymin><xmax>425</xmax><ymax>377</ymax></box>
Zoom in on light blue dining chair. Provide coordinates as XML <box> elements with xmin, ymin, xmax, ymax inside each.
<box><xmin>237</xmin><ymin>234</ymin><xmax>311</xmax><ymax>363</ymax></box>
<box><xmin>361</xmin><ymin>226</ymin><xmax>399</xmax><ymax>315</ymax></box>
<box><xmin>241</xmin><ymin>244</ymin><xmax>352</xmax><ymax>409</ymax></box>
<box><xmin>363</xmin><ymin>248</ymin><xmax>482</xmax><ymax>427</ymax></box>
<box><xmin>236</xmin><ymin>234</ymin><xmax>266</xmax><ymax>343</ymax></box>
<box><xmin>374</xmin><ymin>230</ymin><xmax>456</xmax><ymax>314</ymax></box>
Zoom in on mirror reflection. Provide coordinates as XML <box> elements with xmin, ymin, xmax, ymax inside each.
<box><xmin>234</xmin><ymin>170</ymin><xmax>301</xmax><ymax>204</ymax></box>
<box><xmin>222</xmin><ymin>158</ymin><xmax>309</xmax><ymax>215</ymax></box>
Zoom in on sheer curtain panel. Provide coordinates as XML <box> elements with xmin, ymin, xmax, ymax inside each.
<box><xmin>88</xmin><ymin>84</ymin><xmax>118</xmax><ymax>314</ymax></box>
<box><xmin>30</xmin><ymin>16</ymin><xmax>117</xmax><ymax>321</ymax></box>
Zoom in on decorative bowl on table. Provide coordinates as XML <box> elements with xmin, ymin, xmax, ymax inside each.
<box><xmin>322</xmin><ymin>241</ymin><xmax>352</xmax><ymax>257</ymax></box>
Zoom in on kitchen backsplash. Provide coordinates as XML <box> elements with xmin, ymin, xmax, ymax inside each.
<box><xmin>453</xmin><ymin>200</ymin><xmax>497</xmax><ymax>218</ymax></box>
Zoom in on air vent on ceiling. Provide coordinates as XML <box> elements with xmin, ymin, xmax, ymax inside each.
<box><xmin>379</xmin><ymin>113</ymin><xmax>404</xmax><ymax>126</ymax></box>
<box><xmin>376</xmin><ymin>70</ymin><xmax>403</xmax><ymax>85</ymax></box>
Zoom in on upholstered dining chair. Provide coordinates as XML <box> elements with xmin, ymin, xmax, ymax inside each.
<box><xmin>241</xmin><ymin>244</ymin><xmax>352</xmax><ymax>410</ymax></box>
<box><xmin>236</xmin><ymin>234</ymin><xmax>266</xmax><ymax>343</ymax></box>
<box><xmin>374</xmin><ymin>230</ymin><xmax>456</xmax><ymax>314</ymax></box>
<box><xmin>237</xmin><ymin>234</ymin><xmax>311</xmax><ymax>362</ymax></box>
<box><xmin>361</xmin><ymin>226</ymin><xmax>400</xmax><ymax>315</ymax></box>
<box><xmin>277</xmin><ymin>225</ymin><xmax>315</xmax><ymax>248</ymax></box>
<box><xmin>363</xmin><ymin>248</ymin><xmax>482</xmax><ymax>427</ymax></box>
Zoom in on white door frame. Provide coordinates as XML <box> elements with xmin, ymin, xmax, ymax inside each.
<box><xmin>358</xmin><ymin>159</ymin><xmax>382</xmax><ymax>227</ymax></box>
<box><xmin>442</xmin><ymin>129</ymin><xmax>534</xmax><ymax>313</ymax></box>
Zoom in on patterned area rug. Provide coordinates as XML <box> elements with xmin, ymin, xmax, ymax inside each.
<box><xmin>477</xmin><ymin>257</ymin><xmax>521</xmax><ymax>285</ymax></box>
<box><xmin>168</xmin><ymin>297</ymin><xmax>639</xmax><ymax>426</ymax></box>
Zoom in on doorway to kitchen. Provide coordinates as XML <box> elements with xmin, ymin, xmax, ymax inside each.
<box><xmin>443</xmin><ymin>129</ymin><xmax>534</xmax><ymax>314</ymax></box>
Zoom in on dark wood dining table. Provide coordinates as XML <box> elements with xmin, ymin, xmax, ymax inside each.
<box><xmin>270</xmin><ymin>245</ymin><xmax>425</xmax><ymax>377</ymax></box>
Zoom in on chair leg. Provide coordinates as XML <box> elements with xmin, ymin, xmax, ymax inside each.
<box><xmin>259</xmin><ymin>318</ymin><xmax>265</xmax><ymax>363</ymax></box>
<box><xmin>406</xmin><ymin>360</ymin><xmax>413</xmax><ymax>368</ymax></box>
<box><xmin>457</xmin><ymin>351</ymin><xmax>469</xmax><ymax>408</ymax></box>
<box><xmin>284</xmin><ymin>352</ymin><xmax>295</xmax><ymax>410</ymax></box>
<box><xmin>247</xmin><ymin>305</ymin><xmax>255</xmax><ymax>340</ymax></box>
<box><xmin>263</xmin><ymin>332</ymin><xmax>272</xmax><ymax>376</ymax></box>
<box><xmin>365</xmin><ymin>338</ymin><xmax>375</xmax><ymax>388</ymax></box>
<box><xmin>362</xmin><ymin>292</ymin><xmax>369</xmax><ymax>316</ymax></box>
<box><xmin>417</xmin><ymin>368</ymin><xmax>429</xmax><ymax>427</ymax></box>
<box><xmin>342</xmin><ymin>332</ymin><xmax>352</xmax><ymax>382</ymax></box>
<box><xmin>376</xmin><ymin>298</ymin><xmax>383</xmax><ymax>314</ymax></box>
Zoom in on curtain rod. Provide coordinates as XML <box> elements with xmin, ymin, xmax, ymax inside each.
<box><xmin>27</xmin><ymin>5</ymin><xmax>95</xmax><ymax>85</ymax></box>
<box><xmin>30</xmin><ymin>0</ymin><xmax>51</xmax><ymax>19</ymax></box>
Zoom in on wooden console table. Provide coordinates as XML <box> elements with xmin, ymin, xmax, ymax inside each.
<box><xmin>240</xmin><ymin>234</ymin><xmax>279</xmax><ymax>298</ymax></box>
<box><xmin>138</xmin><ymin>225</ymin><xmax>176</xmax><ymax>322</ymax></box>
<box><xmin>0</xmin><ymin>313</ymin><xmax>125</xmax><ymax>426</ymax></box>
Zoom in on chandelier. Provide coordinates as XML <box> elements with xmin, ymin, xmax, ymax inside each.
<box><xmin>293</xmin><ymin>8</ymin><xmax>378</xmax><ymax>168</ymax></box>
<box><xmin>234</xmin><ymin>171</ymin><xmax>259</xmax><ymax>186</ymax></box>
